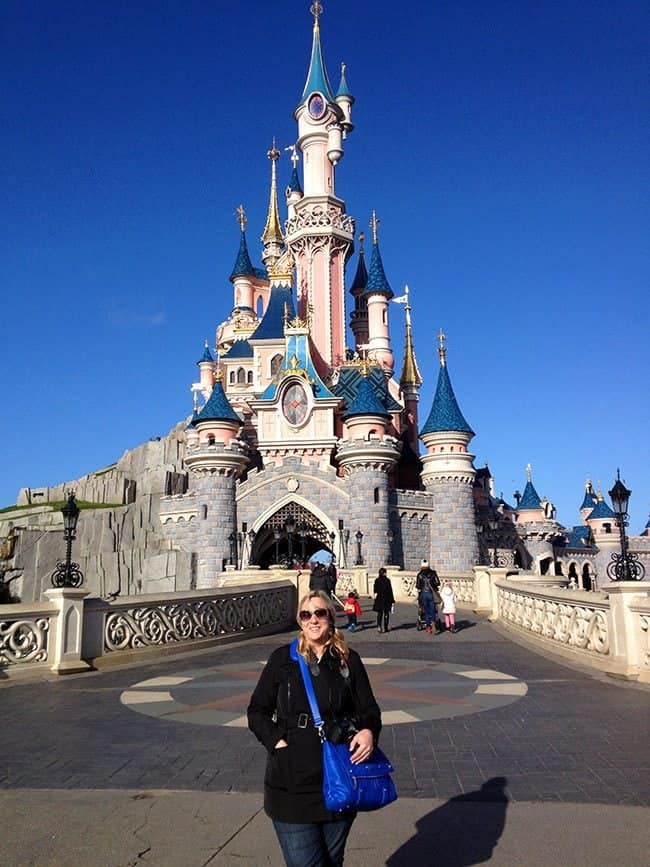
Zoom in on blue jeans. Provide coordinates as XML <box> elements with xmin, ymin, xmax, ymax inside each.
<box><xmin>273</xmin><ymin>817</ymin><xmax>355</xmax><ymax>867</ymax></box>
<box><xmin>419</xmin><ymin>591</ymin><xmax>436</xmax><ymax>627</ymax></box>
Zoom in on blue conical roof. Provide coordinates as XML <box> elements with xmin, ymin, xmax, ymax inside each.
<box><xmin>518</xmin><ymin>480</ymin><xmax>542</xmax><ymax>510</ymax></box>
<box><xmin>580</xmin><ymin>485</ymin><xmax>597</xmax><ymax>510</ymax></box>
<box><xmin>197</xmin><ymin>342</ymin><xmax>214</xmax><ymax>364</ymax></box>
<box><xmin>364</xmin><ymin>241</ymin><xmax>393</xmax><ymax>298</ymax></box>
<box><xmin>350</xmin><ymin>248</ymin><xmax>368</xmax><ymax>293</ymax></box>
<box><xmin>420</xmin><ymin>364</ymin><xmax>474</xmax><ymax>435</ymax></box>
<box><xmin>300</xmin><ymin>19</ymin><xmax>335</xmax><ymax>104</ymax></box>
<box><xmin>336</xmin><ymin>64</ymin><xmax>353</xmax><ymax>99</ymax></box>
<box><xmin>229</xmin><ymin>231</ymin><xmax>255</xmax><ymax>281</ymax></box>
<box><xmin>251</xmin><ymin>285</ymin><xmax>295</xmax><ymax>340</ymax></box>
<box><xmin>342</xmin><ymin>375</ymin><xmax>390</xmax><ymax>420</ymax></box>
<box><xmin>193</xmin><ymin>379</ymin><xmax>240</xmax><ymax>424</ymax></box>
<box><xmin>587</xmin><ymin>498</ymin><xmax>615</xmax><ymax>519</ymax></box>
<box><xmin>288</xmin><ymin>164</ymin><xmax>303</xmax><ymax>194</ymax></box>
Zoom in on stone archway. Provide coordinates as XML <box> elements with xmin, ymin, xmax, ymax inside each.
<box><xmin>251</xmin><ymin>502</ymin><xmax>332</xmax><ymax>569</ymax></box>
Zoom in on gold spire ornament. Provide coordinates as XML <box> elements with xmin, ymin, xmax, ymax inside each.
<box><xmin>261</xmin><ymin>138</ymin><xmax>284</xmax><ymax>254</ymax></box>
<box><xmin>310</xmin><ymin>2</ymin><xmax>323</xmax><ymax>23</ymax></box>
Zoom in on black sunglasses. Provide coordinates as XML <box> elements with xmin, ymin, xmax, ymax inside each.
<box><xmin>298</xmin><ymin>607</ymin><xmax>329</xmax><ymax>622</ymax></box>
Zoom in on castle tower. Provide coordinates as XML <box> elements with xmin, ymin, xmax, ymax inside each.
<box><xmin>348</xmin><ymin>233</ymin><xmax>369</xmax><ymax>348</ymax></box>
<box><xmin>514</xmin><ymin>464</ymin><xmax>562</xmax><ymax>574</ymax></box>
<box><xmin>286</xmin><ymin>4</ymin><xmax>355</xmax><ymax>372</ymax></box>
<box><xmin>419</xmin><ymin>330</ymin><xmax>479</xmax><ymax>572</ymax></box>
<box><xmin>193</xmin><ymin>341</ymin><xmax>215</xmax><ymax>404</ymax></box>
<box><xmin>363</xmin><ymin>213</ymin><xmax>395</xmax><ymax>376</ymax></box>
<box><xmin>585</xmin><ymin>489</ymin><xmax>619</xmax><ymax>579</ymax></box>
<box><xmin>184</xmin><ymin>371</ymin><xmax>247</xmax><ymax>587</ymax></box>
<box><xmin>336</xmin><ymin>364</ymin><xmax>400</xmax><ymax>570</ymax></box>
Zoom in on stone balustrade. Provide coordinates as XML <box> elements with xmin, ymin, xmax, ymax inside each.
<box><xmin>1</xmin><ymin>569</ymin><xmax>648</xmax><ymax>684</ymax></box>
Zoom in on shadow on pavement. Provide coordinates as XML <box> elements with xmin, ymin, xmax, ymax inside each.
<box><xmin>386</xmin><ymin>777</ymin><xmax>509</xmax><ymax>866</ymax></box>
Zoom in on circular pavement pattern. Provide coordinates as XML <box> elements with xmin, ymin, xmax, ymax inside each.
<box><xmin>120</xmin><ymin>658</ymin><xmax>527</xmax><ymax>727</ymax></box>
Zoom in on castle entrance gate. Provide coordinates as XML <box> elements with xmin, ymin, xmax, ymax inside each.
<box><xmin>251</xmin><ymin>502</ymin><xmax>332</xmax><ymax>569</ymax></box>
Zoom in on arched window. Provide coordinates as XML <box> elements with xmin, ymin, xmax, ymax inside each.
<box><xmin>374</xmin><ymin>488</ymin><xmax>380</xmax><ymax>504</ymax></box>
<box><xmin>207</xmin><ymin>434</ymin><xmax>215</xmax><ymax>446</ymax></box>
<box><xmin>270</xmin><ymin>354</ymin><xmax>283</xmax><ymax>377</ymax></box>
<box><xmin>247</xmin><ymin>370</ymin><xmax>253</xmax><ymax>384</ymax></box>
<box><xmin>201</xmin><ymin>505</ymin><xmax>208</xmax><ymax>520</ymax></box>
<box><xmin>237</xmin><ymin>367</ymin><xmax>246</xmax><ymax>384</ymax></box>
<box><xmin>603</xmin><ymin>523</ymin><xmax>612</xmax><ymax>534</ymax></box>
<box><xmin>256</xmin><ymin>295</ymin><xmax>264</xmax><ymax>318</ymax></box>
<box><xmin>229</xmin><ymin>370</ymin><xmax>235</xmax><ymax>385</ymax></box>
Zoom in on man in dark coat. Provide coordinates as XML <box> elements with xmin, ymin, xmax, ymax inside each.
<box><xmin>373</xmin><ymin>567</ymin><xmax>395</xmax><ymax>633</ymax></box>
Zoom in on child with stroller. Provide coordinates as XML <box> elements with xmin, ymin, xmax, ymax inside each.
<box><xmin>343</xmin><ymin>589</ymin><xmax>362</xmax><ymax>631</ymax></box>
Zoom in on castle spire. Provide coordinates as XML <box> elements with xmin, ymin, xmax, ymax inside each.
<box><xmin>300</xmin><ymin>3</ymin><xmax>335</xmax><ymax>104</ymax></box>
<box><xmin>399</xmin><ymin>286</ymin><xmax>422</xmax><ymax>389</ymax></box>
<box><xmin>261</xmin><ymin>140</ymin><xmax>284</xmax><ymax>266</ymax></box>
<box><xmin>229</xmin><ymin>205</ymin><xmax>255</xmax><ymax>281</ymax></box>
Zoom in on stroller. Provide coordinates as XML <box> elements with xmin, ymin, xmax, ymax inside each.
<box><xmin>416</xmin><ymin>600</ymin><xmax>442</xmax><ymax>633</ymax></box>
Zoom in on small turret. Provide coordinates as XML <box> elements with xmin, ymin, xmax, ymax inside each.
<box><xmin>335</xmin><ymin>62</ymin><xmax>354</xmax><ymax>136</ymax></box>
<box><xmin>230</xmin><ymin>205</ymin><xmax>256</xmax><ymax>314</ymax></box>
<box><xmin>190</xmin><ymin>368</ymin><xmax>242</xmax><ymax>446</ymax></box>
<box><xmin>342</xmin><ymin>361</ymin><xmax>391</xmax><ymax>439</ymax></box>
<box><xmin>579</xmin><ymin>479</ymin><xmax>598</xmax><ymax>523</ymax></box>
<box><xmin>285</xmin><ymin>146</ymin><xmax>303</xmax><ymax>218</ymax></box>
<box><xmin>364</xmin><ymin>212</ymin><xmax>394</xmax><ymax>376</ymax></box>
<box><xmin>516</xmin><ymin>464</ymin><xmax>544</xmax><ymax>518</ymax></box>
<box><xmin>197</xmin><ymin>340</ymin><xmax>216</xmax><ymax>395</ymax></box>
<box><xmin>349</xmin><ymin>233</ymin><xmax>369</xmax><ymax>347</ymax></box>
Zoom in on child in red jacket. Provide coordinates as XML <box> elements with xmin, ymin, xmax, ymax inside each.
<box><xmin>343</xmin><ymin>590</ymin><xmax>362</xmax><ymax>631</ymax></box>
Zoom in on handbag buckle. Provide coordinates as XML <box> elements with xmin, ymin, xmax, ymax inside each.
<box><xmin>297</xmin><ymin>713</ymin><xmax>309</xmax><ymax>729</ymax></box>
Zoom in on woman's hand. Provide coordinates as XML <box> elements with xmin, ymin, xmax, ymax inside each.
<box><xmin>274</xmin><ymin>738</ymin><xmax>288</xmax><ymax>750</ymax></box>
<box><xmin>348</xmin><ymin>728</ymin><xmax>374</xmax><ymax>764</ymax></box>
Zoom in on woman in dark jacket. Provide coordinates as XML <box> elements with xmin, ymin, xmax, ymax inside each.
<box><xmin>372</xmin><ymin>567</ymin><xmax>395</xmax><ymax>633</ymax></box>
<box><xmin>248</xmin><ymin>590</ymin><xmax>381</xmax><ymax>867</ymax></box>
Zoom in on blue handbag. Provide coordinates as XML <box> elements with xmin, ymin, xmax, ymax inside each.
<box><xmin>290</xmin><ymin>639</ymin><xmax>397</xmax><ymax>812</ymax></box>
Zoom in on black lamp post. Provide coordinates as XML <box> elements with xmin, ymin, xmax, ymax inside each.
<box><xmin>343</xmin><ymin>528</ymin><xmax>350</xmax><ymax>566</ymax></box>
<box><xmin>488</xmin><ymin>517</ymin><xmax>499</xmax><ymax>567</ymax></box>
<box><xmin>51</xmin><ymin>492</ymin><xmax>84</xmax><ymax>588</ymax></box>
<box><xmin>247</xmin><ymin>528</ymin><xmax>256</xmax><ymax>565</ymax></box>
<box><xmin>285</xmin><ymin>517</ymin><xmax>296</xmax><ymax>564</ymax></box>
<box><xmin>355</xmin><ymin>529</ymin><xmax>364</xmax><ymax>566</ymax></box>
<box><xmin>298</xmin><ymin>523</ymin><xmax>307</xmax><ymax>565</ymax></box>
<box><xmin>607</xmin><ymin>471</ymin><xmax>645</xmax><ymax>581</ymax></box>
<box><xmin>273</xmin><ymin>527</ymin><xmax>281</xmax><ymax>564</ymax></box>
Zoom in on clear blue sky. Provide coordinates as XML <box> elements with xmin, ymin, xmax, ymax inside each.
<box><xmin>2</xmin><ymin>1</ymin><xmax>649</xmax><ymax>533</ymax></box>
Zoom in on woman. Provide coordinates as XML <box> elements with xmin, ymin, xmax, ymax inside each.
<box><xmin>248</xmin><ymin>590</ymin><xmax>381</xmax><ymax>867</ymax></box>
<box><xmin>372</xmin><ymin>567</ymin><xmax>395</xmax><ymax>633</ymax></box>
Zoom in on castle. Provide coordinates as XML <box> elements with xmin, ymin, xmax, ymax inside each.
<box><xmin>2</xmin><ymin>4</ymin><xmax>648</xmax><ymax>602</ymax></box>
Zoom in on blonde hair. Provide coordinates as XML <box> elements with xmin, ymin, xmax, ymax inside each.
<box><xmin>296</xmin><ymin>590</ymin><xmax>348</xmax><ymax>661</ymax></box>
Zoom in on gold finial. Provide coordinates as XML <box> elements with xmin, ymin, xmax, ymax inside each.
<box><xmin>267</xmin><ymin>137</ymin><xmax>280</xmax><ymax>162</ymax></box>
<box><xmin>235</xmin><ymin>204</ymin><xmax>247</xmax><ymax>232</ymax></box>
<box><xmin>358</xmin><ymin>231</ymin><xmax>365</xmax><ymax>252</ymax></box>
<box><xmin>359</xmin><ymin>357</ymin><xmax>370</xmax><ymax>377</ymax></box>
<box><xmin>526</xmin><ymin>463</ymin><xmax>533</xmax><ymax>483</ymax></box>
<box><xmin>283</xmin><ymin>302</ymin><xmax>289</xmax><ymax>327</ymax></box>
<box><xmin>369</xmin><ymin>211</ymin><xmax>379</xmax><ymax>245</ymax></box>
<box><xmin>341</xmin><ymin>61</ymin><xmax>346</xmax><ymax>77</ymax></box>
<box><xmin>193</xmin><ymin>389</ymin><xmax>199</xmax><ymax>413</ymax></box>
<box><xmin>437</xmin><ymin>327</ymin><xmax>447</xmax><ymax>367</ymax></box>
<box><xmin>310</xmin><ymin>2</ymin><xmax>323</xmax><ymax>23</ymax></box>
<box><xmin>214</xmin><ymin>365</ymin><xmax>223</xmax><ymax>382</ymax></box>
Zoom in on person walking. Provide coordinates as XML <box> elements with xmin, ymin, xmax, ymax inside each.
<box><xmin>343</xmin><ymin>590</ymin><xmax>362</xmax><ymax>631</ymax></box>
<box><xmin>440</xmin><ymin>579</ymin><xmax>458</xmax><ymax>633</ymax></box>
<box><xmin>309</xmin><ymin>562</ymin><xmax>330</xmax><ymax>595</ymax></box>
<box><xmin>373</xmin><ymin>567</ymin><xmax>395</xmax><ymax>633</ymax></box>
<box><xmin>247</xmin><ymin>590</ymin><xmax>382</xmax><ymax>867</ymax></box>
<box><xmin>415</xmin><ymin>559</ymin><xmax>440</xmax><ymax>634</ymax></box>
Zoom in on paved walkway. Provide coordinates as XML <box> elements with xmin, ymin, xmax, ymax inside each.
<box><xmin>1</xmin><ymin>606</ymin><xmax>648</xmax><ymax>866</ymax></box>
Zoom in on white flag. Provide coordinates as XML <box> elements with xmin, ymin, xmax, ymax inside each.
<box><xmin>392</xmin><ymin>294</ymin><xmax>408</xmax><ymax>304</ymax></box>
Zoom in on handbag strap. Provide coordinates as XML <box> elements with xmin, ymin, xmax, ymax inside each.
<box><xmin>290</xmin><ymin>638</ymin><xmax>326</xmax><ymax>740</ymax></box>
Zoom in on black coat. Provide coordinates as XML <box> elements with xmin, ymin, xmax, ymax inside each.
<box><xmin>372</xmin><ymin>575</ymin><xmax>395</xmax><ymax>612</ymax></box>
<box><xmin>247</xmin><ymin>643</ymin><xmax>381</xmax><ymax>822</ymax></box>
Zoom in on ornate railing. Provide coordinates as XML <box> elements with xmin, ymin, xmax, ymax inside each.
<box><xmin>0</xmin><ymin>606</ymin><xmax>53</xmax><ymax>666</ymax></box>
<box><xmin>497</xmin><ymin>584</ymin><xmax>609</xmax><ymax>656</ymax></box>
<box><xmin>102</xmin><ymin>584</ymin><xmax>295</xmax><ymax>653</ymax></box>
